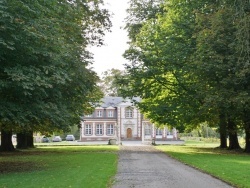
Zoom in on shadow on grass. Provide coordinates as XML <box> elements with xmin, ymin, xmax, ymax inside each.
<box><xmin>0</xmin><ymin>146</ymin><xmax>118</xmax><ymax>175</ymax></box>
<box><xmin>0</xmin><ymin>161</ymin><xmax>45</xmax><ymax>174</ymax></box>
<box><xmin>187</xmin><ymin>146</ymin><xmax>247</xmax><ymax>155</ymax></box>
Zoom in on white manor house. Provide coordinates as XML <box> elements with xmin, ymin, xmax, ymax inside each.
<box><xmin>80</xmin><ymin>97</ymin><xmax>178</xmax><ymax>142</ymax></box>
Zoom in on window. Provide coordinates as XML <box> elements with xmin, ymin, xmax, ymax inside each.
<box><xmin>85</xmin><ymin>124</ymin><xmax>92</xmax><ymax>135</ymax></box>
<box><xmin>107</xmin><ymin>124</ymin><xmax>114</xmax><ymax>135</ymax></box>
<box><xmin>167</xmin><ymin>131</ymin><xmax>172</xmax><ymax>135</ymax></box>
<box><xmin>145</xmin><ymin>128</ymin><xmax>151</xmax><ymax>135</ymax></box>
<box><xmin>145</xmin><ymin>129</ymin><xmax>151</xmax><ymax>135</ymax></box>
<box><xmin>144</xmin><ymin>124</ymin><xmax>151</xmax><ymax>135</ymax></box>
<box><xmin>96</xmin><ymin>124</ymin><xmax>103</xmax><ymax>135</ymax></box>
<box><xmin>107</xmin><ymin>110</ymin><xmax>114</xmax><ymax>117</ymax></box>
<box><xmin>125</xmin><ymin>108</ymin><xmax>133</xmax><ymax>118</ymax></box>
<box><xmin>156</xmin><ymin>129</ymin><xmax>162</xmax><ymax>135</ymax></box>
<box><xmin>97</xmin><ymin>110</ymin><xmax>102</xmax><ymax>117</ymax></box>
<box><xmin>85</xmin><ymin>114</ymin><xmax>92</xmax><ymax>117</ymax></box>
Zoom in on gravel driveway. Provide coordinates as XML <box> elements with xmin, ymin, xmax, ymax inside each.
<box><xmin>112</xmin><ymin>145</ymin><xmax>233</xmax><ymax>188</ymax></box>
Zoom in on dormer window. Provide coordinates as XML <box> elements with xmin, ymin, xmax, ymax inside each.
<box><xmin>107</xmin><ymin>110</ymin><xmax>114</xmax><ymax>117</ymax></box>
<box><xmin>97</xmin><ymin>110</ymin><xmax>102</xmax><ymax>117</ymax></box>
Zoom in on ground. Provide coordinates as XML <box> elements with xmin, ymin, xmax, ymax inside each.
<box><xmin>112</xmin><ymin>145</ymin><xmax>233</xmax><ymax>188</ymax></box>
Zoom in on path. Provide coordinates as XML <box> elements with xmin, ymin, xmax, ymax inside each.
<box><xmin>112</xmin><ymin>145</ymin><xmax>233</xmax><ymax>188</ymax></box>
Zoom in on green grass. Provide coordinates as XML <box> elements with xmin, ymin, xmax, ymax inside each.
<box><xmin>156</xmin><ymin>141</ymin><xmax>250</xmax><ymax>188</ymax></box>
<box><xmin>0</xmin><ymin>146</ymin><xmax>118</xmax><ymax>188</ymax></box>
<box><xmin>34</xmin><ymin>141</ymin><xmax>89</xmax><ymax>146</ymax></box>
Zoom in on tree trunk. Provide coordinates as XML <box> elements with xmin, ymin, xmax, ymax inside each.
<box><xmin>245</xmin><ymin>125</ymin><xmax>250</xmax><ymax>153</ymax></box>
<box><xmin>16</xmin><ymin>132</ymin><xmax>28</xmax><ymax>149</ymax></box>
<box><xmin>227</xmin><ymin>118</ymin><xmax>241</xmax><ymax>150</ymax></box>
<box><xmin>219</xmin><ymin>113</ymin><xmax>227</xmax><ymax>148</ymax></box>
<box><xmin>16</xmin><ymin>131</ymin><xmax>34</xmax><ymax>149</ymax></box>
<box><xmin>243</xmin><ymin>114</ymin><xmax>250</xmax><ymax>152</ymax></box>
<box><xmin>0</xmin><ymin>129</ymin><xmax>15</xmax><ymax>152</ymax></box>
<box><xmin>242</xmin><ymin>108</ymin><xmax>250</xmax><ymax>152</ymax></box>
<box><xmin>26</xmin><ymin>131</ymin><xmax>34</xmax><ymax>148</ymax></box>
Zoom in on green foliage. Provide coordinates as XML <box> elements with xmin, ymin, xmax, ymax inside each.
<box><xmin>183</xmin><ymin>122</ymin><xmax>220</xmax><ymax>138</ymax></box>
<box><xmin>120</xmin><ymin>0</ymin><xmax>202</xmax><ymax>130</ymax></box>
<box><xmin>121</xmin><ymin>0</ymin><xmax>250</xmax><ymax>151</ymax></box>
<box><xmin>0</xmin><ymin>0</ymin><xmax>111</xmax><ymax>135</ymax></box>
<box><xmin>125</xmin><ymin>0</ymin><xmax>164</xmax><ymax>42</ymax></box>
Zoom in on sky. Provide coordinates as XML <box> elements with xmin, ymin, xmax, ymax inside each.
<box><xmin>89</xmin><ymin>0</ymin><xmax>130</xmax><ymax>77</ymax></box>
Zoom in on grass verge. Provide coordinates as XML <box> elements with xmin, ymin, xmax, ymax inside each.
<box><xmin>0</xmin><ymin>146</ymin><xmax>118</xmax><ymax>188</ymax></box>
<box><xmin>156</xmin><ymin>141</ymin><xmax>250</xmax><ymax>188</ymax></box>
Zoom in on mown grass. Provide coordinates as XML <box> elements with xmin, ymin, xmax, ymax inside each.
<box><xmin>156</xmin><ymin>140</ymin><xmax>250</xmax><ymax>188</ymax></box>
<box><xmin>0</xmin><ymin>146</ymin><xmax>118</xmax><ymax>188</ymax></box>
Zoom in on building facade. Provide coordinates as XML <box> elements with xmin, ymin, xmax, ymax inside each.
<box><xmin>80</xmin><ymin>97</ymin><xmax>178</xmax><ymax>142</ymax></box>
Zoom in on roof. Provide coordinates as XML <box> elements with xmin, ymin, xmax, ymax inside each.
<box><xmin>97</xmin><ymin>96</ymin><xmax>141</xmax><ymax>108</ymax></box>
<box><xmin>99</xmin><ymin>97</ymin><xmax>124</xmax><ymax>108</ymax></box>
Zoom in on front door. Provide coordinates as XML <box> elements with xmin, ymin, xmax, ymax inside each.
<box><xmin>127</xmin><ymin>128</ymin><xmax>132</xmax><ymax>139</ymax></box>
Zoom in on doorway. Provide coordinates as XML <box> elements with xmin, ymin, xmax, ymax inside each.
<box><xmin>127</xmin><ymin>128</ymin><xmax>132</xmax><ymax>139</ymax></box>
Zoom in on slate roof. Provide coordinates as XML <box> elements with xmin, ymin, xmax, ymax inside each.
<box><xmin>100</xmin><ymin>97</ymin><xmax>124</xmax><ymax>108</ymax></box>
<box><xmin>97</xmin><ymin>96</ymin><xmax>141</xmax><ymax>108</ymax></box>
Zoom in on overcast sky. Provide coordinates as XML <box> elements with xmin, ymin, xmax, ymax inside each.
<box><xmin>89</xmin><ymin>0</ymin><xmax>130</xmax><ymax>76</ymax></box>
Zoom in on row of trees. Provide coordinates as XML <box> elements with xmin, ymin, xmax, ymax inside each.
<box><xmin>0</xmin><ymin>0</ymin><xmax>110</xmax><ymax>151</ymax></box>
<box><xmin>118</xmin><ymin>0</ymin><xmax>250</xmax><ymax>152</ymax></box>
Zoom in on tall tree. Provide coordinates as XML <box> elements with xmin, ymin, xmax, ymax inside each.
<box><xmin>121</xmin><ymin>0</ymin><xmax>202</xmax><ymax>129</ymax></box>
<box><xmin>233</xmin><ymin>0</ymin><xmax>250</xmax><ymax>152</ymax></box>
<box><xmin>0</xmin><ymin>0</ymin><xmax>111</xmax><ymax>151</ymax></box>
<box><xmin>193</xmin><ymin>1</ymin><xmax>250</xmax><ymax>149</ymax></box>
<box><xmin>121</xmin><ymin>0</ymin><xmax>250</xmax><ymax>151</ymax></box>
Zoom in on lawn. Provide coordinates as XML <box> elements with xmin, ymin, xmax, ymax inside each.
<box><xmin>0</xmin><ymin>146</ymin><xmax>118</xmax><ymax>188</ymax></box>
<box><xmin>156</xmin><ymin>140</ymin><xmax>250</xmax><ymax>188</ymax></box>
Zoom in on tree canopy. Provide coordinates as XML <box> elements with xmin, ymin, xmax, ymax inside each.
<box><xmin>0</xmin><ymin>0</ymin><xmax>110</xmax><ymax>151</ymax></box>
<box><xmin>119</xmin><ymin>0</ymin><xmax>250</xmax><ymax>152</ymax></box>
